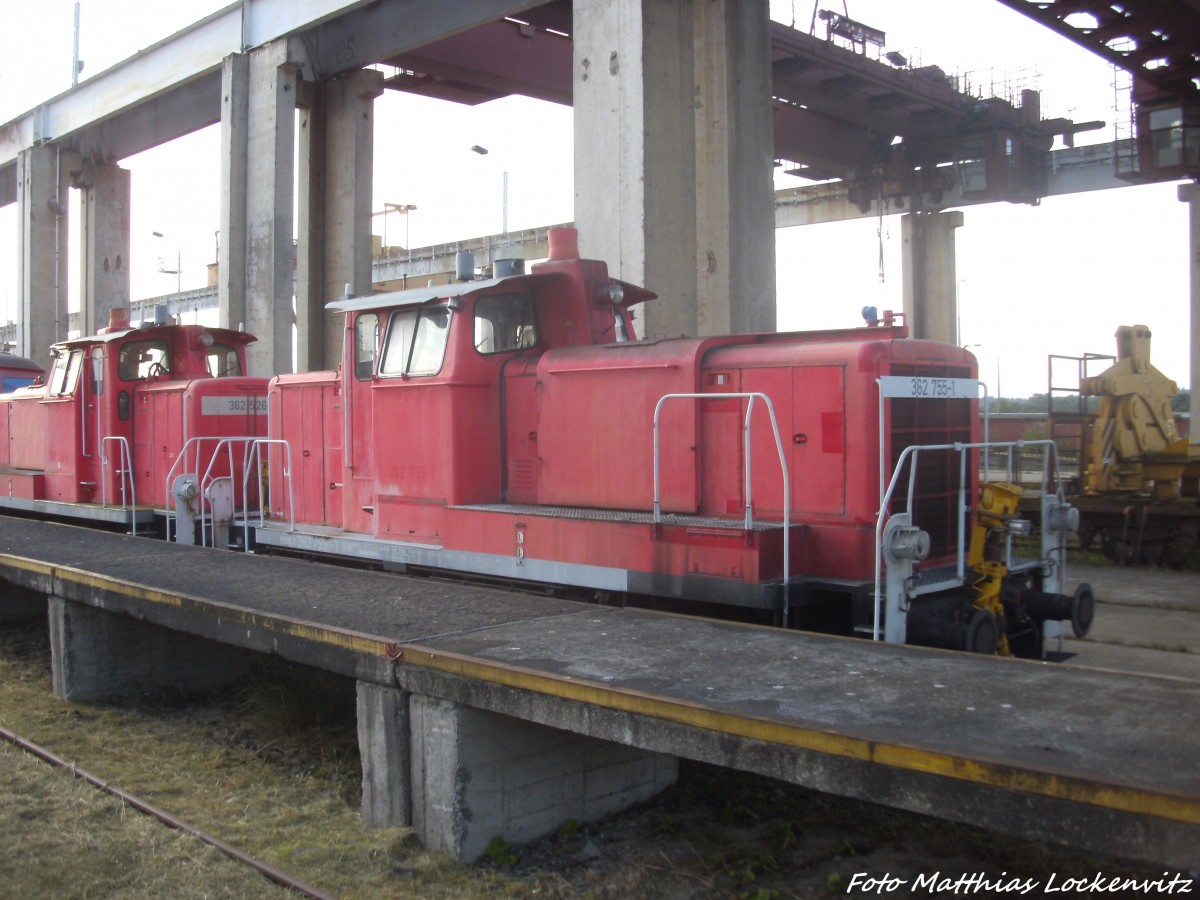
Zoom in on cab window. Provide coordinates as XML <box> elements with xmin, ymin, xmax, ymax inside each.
<box><xmin>118</xmin><ymin>340</ymin><xmax>170</xmax><ymax>381</ymax></box>
<box><xmin>474</xmin><ymin>292</ymin><xmax>537</xmax><ymax>354</ymax></box>
<box><xmin>207</xmin><ymin>344</ymin><xmax>242</xmax><ymax>378</ymax></box>
<box><xmin>380</xmin><ymin>307</ymin><xmax>450</xmax><ymax>377</ymax></box>
<box><xmin>354</xmin><ymin>313</ymin><xmax>378</xmax><ymax>381</ymax></box>
<box><xmin>47</xmin><ymin>349</ymin><xmax>84</xmax><ymax>396</ymax></box>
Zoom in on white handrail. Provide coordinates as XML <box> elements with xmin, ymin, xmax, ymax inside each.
<box><xmin>873</xmin><ymin>438</ymin><xmax>1064</xmax><ymax>641</ymax></box>
<box><xmin>99</xmin><ymin>435</ymin><xmax>137</xmax><ymax>537</ymax></box>
<box><xmin>652</xmin><ymin>392</ymin><xmax>791</xmax><ymax>623</ymax></box>
<box><xmin>240</xmin><ymin>438</ymin><xmax>295</xmax><ymax>552</ymax></box>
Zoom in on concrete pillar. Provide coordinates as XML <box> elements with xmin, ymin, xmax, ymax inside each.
<box><xmin>1181</xmin><ymin>183</ymin><xmax>1200</xmax><ymax>441</ymax></box>
<box><xmin>297</xmin><ymin>70</ymin><xmax>384</xmax><ymax>373</ymax></box>
<box><xmin>0</xmin><ymin>582</ymin><xmax>44</xmax><ymax>623</ymax></box>
<box><xmin>694</xmin><ymin>0</ymin><xmax>776</xmax><ymax>335</ymax></box>
<box><xmin>574</xmin><ymin>0</ymin><xmax>697</xmax><ymax>339</ymax></box>
<box><xmin>219</xmin><ymin>52</ymin><xmax>250</xmax><ymax>341</ymax></box>
<box><xmin>219</xmin><ymin>42</ymin><xmax>298</xmax><ymax>377</ymax></box>
<box><xmin>48</xmin><ymin>595</ymin><xmax>251</xmax><ymax>702</ymax></box>
<box><xmin>409</xmin><ymin>694</ymin><xmax>677</xmax><ymax>862</ymax></box>
<box><xmin>901</xmin><ymin>210</ymin><xmax>964</xmax><ymax>343</ymax></box>
<box><xmin>16</xmin><ymin>146</ymin><xmax>70</xmax><ymax>365</ymax></box>
<box><xmin>356</xmin><ymin>681</ymin><xmax>411</xmax><ymax>827</ymax></box>
<box><xmin>74</xmin><ymin>161</ymin><xmax>132</xmax><ymax>336</ymax></box>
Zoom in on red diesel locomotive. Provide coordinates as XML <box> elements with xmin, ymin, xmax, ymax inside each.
<box><xmin>0</xmin><ymin>310</ymin><xmax>268</xmax><ymax>535</ymax></box>
<box><xmin>255</xmin><ymin>227</ymin><xmax>1090</xmax><ymax>657</ymax></box>
<box><xmin>0</xmin><ymin>228</ymin><xmax>1090</xmax><ymax>655</ymax></box>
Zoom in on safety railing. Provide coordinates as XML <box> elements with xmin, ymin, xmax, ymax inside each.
<box><xmin>239</xmin><ymin>438</ymin><xmax>295</xmax><ymax>552</ymax></box>
<box><xmin>653</xmin><ymin>392</ymin><xmax>791</xmax><ymax>620</ymax></box>
<box><xmin>99</xmin><ymin>436</ymin><xmax>137</xmax><ymax>537</ymax></box>
<box><xmin>873</xmin><ymin>437</ymin><xmax>1065</xmax><ymax>641</ymax></box>
<box><xmin>164</xmin><ymin>436</ymin><xmax>259</xmax><ymax>546</ymax></box>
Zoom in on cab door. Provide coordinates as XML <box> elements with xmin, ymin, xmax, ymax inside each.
<box><xmin>342</xmin><ymin>313</ymin><xmax>376</xmax><ymax>535</ymax></box>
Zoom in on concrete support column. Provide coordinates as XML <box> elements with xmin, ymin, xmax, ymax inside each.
<box><xmin>901</xmin><ymin>210</ymin><xmax>964</xmax><ymax>343</ymax></box>
<box><xmin>297</xmin><ymin>70</ymin><xmax>384</xmax><ymax>372</ymax></box>
<box><xmin>219</xmin><ymin>52</ymin><xmax>250</xmax><ymax>340</ymax></box>
<box><xmin>0</xmin><ymin>582</ymin><xmax>45</xmax><ymax>623</ymax></box>
<box><xmin>48</xmin><ymin>595</ymin><xmax>251</xmax><ymax>702</ymax></box>
<box><xmin>694</xmin><ymin>0</ymin><xmax>776</xmax><ymax>335</ymax></box>
<box><xmin>16</xmin><ymin>146</ymin><xmax>70</xmax><ymax>365</ymax></box>
<box><xmin>574</xmin><ymin>0</ymin><xmax>697</xmax><ymax>339</ymax></box>
<box><xmin>74</xmin><ymin>161</ymin><xmax>132</xmax><ymax>336</ymax></box>
<box><xmin>356</xmin><ymin>681</ymin><xmax>411</xmax><ymax>827</ymax></box>
<box><xmin>1181</xmin><ymin>183</ymin><xmax>1200</xmax><ymax>441</ymax></box>
<box><xmin>409</xmin><ymin>693</ymin><xmax>677</xmax><ymax>862</ymax></box>
<box><xmin>219</xmin><ymin>41</ymin><xmax>298</xmax><ymax>377</ymax></box>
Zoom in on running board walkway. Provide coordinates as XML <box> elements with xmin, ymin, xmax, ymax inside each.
<box><xmin>0</xmin><ymin>515</ymin><xmax>1195</xmax><ymax>866</ymax></box>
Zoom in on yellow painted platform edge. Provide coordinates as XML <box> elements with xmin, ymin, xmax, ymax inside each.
<box><xmin>397</xmin><ymin>643</ymin><xmax>1200</xmax><ymax>828</ymax></box>
<box><xmin>5</xmin><ymin>553</ymin><xmax>1196</xmax><ymax>828</ymax></box>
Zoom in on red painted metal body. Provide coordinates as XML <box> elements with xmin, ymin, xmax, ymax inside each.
<box><xmin>0</xmin><ymin>321</ymin><xmax>268</xmax><ymax>517</ymax></box>
<box><xmin>265</xmin><ymin>229</ymin><xmax>978</xmax><ymax>621</ymax></box>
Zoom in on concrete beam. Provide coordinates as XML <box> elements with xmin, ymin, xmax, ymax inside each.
<box><xmin>303</xmin><ymin>0</ymin><xmax>543</xmax><ymax>78</ymax></box>
<box><xmin>48</xmin><ymin>595</ymin><xmax>251</xmax><ymax>702</ymax></box>
<box><xmin>901</xmin><ymin>210</ymin><xmax>964</xmax><ymax>344</ymax></box>
<box><xmin>16</xmin><ymin>146</ymin><xmax>71</xmax><ymax>365</ymax></box>
<box><xmin>296</xmin><ymin>69</ymin><xmax>384</xmax><ymax>372</ymax></box>
<box><xmin>0</xmin><ymin>0</ymin><xmax>388</xmax><ymax>172</ymax></box>
<box><xmin>408</xmin><ymin>693</ymin><xmax>677</xmax><ymax>861</ymax></box>
<box><xmin>74</xmin><ymin>162</ymin><xmax>132</xmax><ymax>336</ymax></box>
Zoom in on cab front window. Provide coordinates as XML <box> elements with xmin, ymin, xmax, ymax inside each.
<box><xmin>118</xmin><ymin>340</ymin><xmax>170</xmax><ymax>381</ymax></box>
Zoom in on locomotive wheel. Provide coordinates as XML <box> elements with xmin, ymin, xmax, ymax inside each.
<box><xmin>965</xmin><ymin>609</ymin><xmax>999</xmax><ymax>655</ymax></box>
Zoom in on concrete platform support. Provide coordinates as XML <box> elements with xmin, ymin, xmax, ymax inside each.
<box><xmin>356</xmin><ymin>681</ymin><xmax>411</xmax><ymax>828</ymax></box>
<box><xmin>74</xmin><ymin>161</ymin><xmax>132</xmax><ymax>336</ymax></box>
<box><xmin>1181</xmin><ymin>183</ymin><xmax>1200</xmax><ymax>440</ymax></box>
<box><xmin>0</xmin><ymin>582</ymin><xmax>45</xmax><ymax>623</ymax></box>
<box><xmin>409</xmin><ymin>694</ymin><xmax>678</xmax><ymax>862</ymax></box>
<box><xmin>901</xmin><ymin>210</ymin><xmax>964</xmax><ymax>343</ymax></box>
<box><xmin>48</xmin><ymin>595</ymin><xmax>251</xmax><ymax>702</ymax></box>
<box><xmin>574</xmin><ymin>0</ymin><xmax>775</xmax><ymax>339</ymax></box>
<box><xmin>297</xmin><ymin>70</ymin><xmax>384</xmax><ymax>372</ymax></box>
<box><xmin>16</xmin><ymin>146</ymin><xmax>71</xmax><ymax>365</ymax></box>
<box><xmin>219</xmin><ymin>41</ymin><xmax>298</xmax><ymax>376</ymax></box>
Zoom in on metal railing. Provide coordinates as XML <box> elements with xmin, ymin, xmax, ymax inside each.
<box><xmin>99</xmin><ymin>435</ymin><xmax>137</xmax><ymax>536</ymax></box>
<box><xmin>240</xmin><ymin>438</ymin><xmax>295</xmax><ymax>552</ymax></box>
<box><xmin>653</xmin><ymin>392</ymin><xmax>791</xmax><ymax>620</ymax></box>
<box><xmin>873</xmin><ymin>437</ymin><xmax>1064</xmax><ymax>641</ymax></box>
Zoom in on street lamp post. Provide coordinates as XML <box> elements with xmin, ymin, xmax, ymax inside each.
<box><xmin>152</xmin><ymin>231</ymin><xmax>181</xmax><ymax>295</ymax></box>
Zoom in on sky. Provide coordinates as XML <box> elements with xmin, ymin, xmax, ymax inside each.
<box><xmin>0</xmin><ymin>0</ymin><xmax>1191</xmax><ymax>397</ymax></box>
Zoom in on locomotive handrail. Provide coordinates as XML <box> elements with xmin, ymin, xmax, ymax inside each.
<box><xmin>164</xmin><ymin>435</ymin><xmax>257</xmax><ymax>545</ymax></box>
<box><xmin>652</xmin><ymin>392</ymin><xmax>791</xmax><ymax>622</ymax></box>
<box><xmin>240</xmin><ymin>438</ymin><xmax>295</xmax><ymax>552</ymax></box>
<box><xmin>873</xmin><ymin>438</ymin><xmax>1064</xmax><ymax>642</ymax></box>
<box><xmin>196</xmin><ymin>438</ymin><xmax>243</xmax><ymax>548</ymax></box>
<box><xmin>98</xmin><ymin>436</ymin><xmax>137</xmax><ymax>537</ymax></box>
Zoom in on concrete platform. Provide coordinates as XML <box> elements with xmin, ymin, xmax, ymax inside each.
<box><xmin>0</xmin><ymin>515</ymin><xmax>1196</xmax><ymax>867</ymax></box>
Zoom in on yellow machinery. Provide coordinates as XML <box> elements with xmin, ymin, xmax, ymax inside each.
<box><xmin>1080</xmin><ymin>325</ymin><xmax>1200</xmax><ymax>500</ymax></box>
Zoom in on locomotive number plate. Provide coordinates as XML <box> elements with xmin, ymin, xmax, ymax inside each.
<box><xmin>201</xmin><ymin>396</ymin><xmax>269</xmax><ymax>415</ymax></box>
<box><xmin>877</xmin><ymin>376</ymin><xmax>979</xmax><ymax>400</ymax></box>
